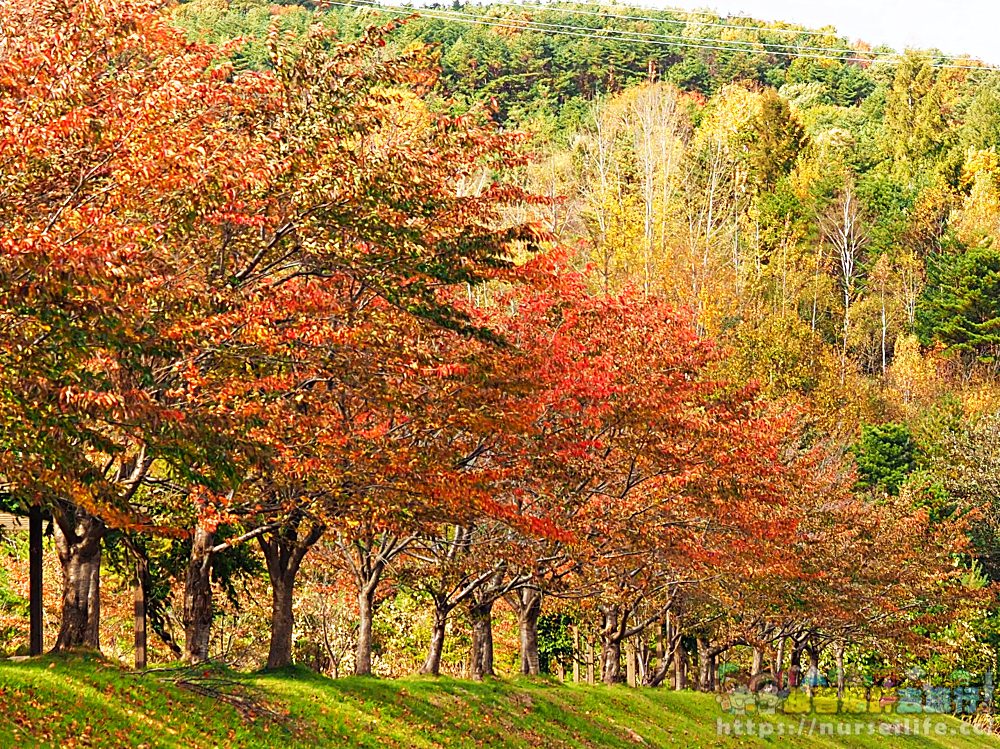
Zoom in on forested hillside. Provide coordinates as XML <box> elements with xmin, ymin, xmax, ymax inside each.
<box><xmin>2</xmin><ymin>0</ymin><xmax>1000</xmax><ymax>742</ymax></box>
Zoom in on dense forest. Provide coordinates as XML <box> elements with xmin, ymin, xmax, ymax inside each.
<box><xmin>3</xmin><ymin>0</ymin><xmax>1000</xmax><ymax>714</ymax></box>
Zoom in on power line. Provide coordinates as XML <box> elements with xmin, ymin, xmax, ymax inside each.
<box><xmin>478</xmin><ymin>1</ymin><xmax>977</xmax><ymax>62</ymax></box>
<box><xmin>443</xmin><ymin>4</ymin><xmax>873</xmax><ymax>58</ymax></box>
<box><xmin>325</xmin><ymin>0</ymin><xmax>998</xmax><ymax>70</ymax></box>
<box><xmin>514</xmin><ymin>4</ymin><xmax>942</xmax><ymax>60</ymax></box>
<box><xmin>482</xmin><ymin>1</ymin><xmax>856</xmax><ymax>39</ymax></box>
<box><xmin>329</xmin><ymin>1</ymin><xmax>990</xmax><ymax>69</ymax></box>
<box><xmin>331</xmin><ymin>2</ymin><xmax>870</xmax><ymax>62</ymax></box>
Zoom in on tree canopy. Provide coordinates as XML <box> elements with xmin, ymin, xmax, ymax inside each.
<box><xmin>0</xmin><ymin>0</ymin><xmax>998</xmax><ymax>712</ymax></box>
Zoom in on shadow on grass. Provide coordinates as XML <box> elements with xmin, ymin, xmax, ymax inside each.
<box><xmin>5</xmin><ymin>655</ymin><xmax>1000</xmax><ymax>749</ymax></box>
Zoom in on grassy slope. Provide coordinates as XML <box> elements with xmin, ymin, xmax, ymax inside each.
<box><xmin>0</xmin><ymin>655</ymin><xmax>998</xmax><ymax>748</ymax></box>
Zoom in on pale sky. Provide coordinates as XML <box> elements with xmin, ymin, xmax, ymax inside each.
<box><xmin>650</xmin><ymin>0</ymin><xmax>1000</xmax><ymax>65</ymax></box>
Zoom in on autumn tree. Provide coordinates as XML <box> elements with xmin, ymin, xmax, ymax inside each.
<box><xmin>882</xmin><ymin>54</ymin><xmax>952</xmax><ymax>175</ymax></box>
<box><xmin>0</xmin><ymin>0</ymin><xmax>545</xmax><ymax>664</ymax></box>
<box><xmin>466</xmin><ymin>256</ymin><xmax>822</xmax><ymax>685</ymax></box>
<box><xmin>744</xmin><ymin>89</ymin><xmax>806</xmax><ymax>193</ymax></box>
<box><xmin>195</xmin><ymin>25</ymin><xmax>550</xmax><ymax>670</ymax></box>
<box><xmin>932</xmin><ymin>411</ymin><xmax>1000</xmax><ymax>578</ymax></box>
<box><xmin>0</xmin><ymin>0</ymin><xmax>263</xmax><ymax>651</ymax></box>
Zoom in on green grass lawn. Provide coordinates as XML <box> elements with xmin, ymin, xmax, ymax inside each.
<box><xmin>0</xmin><ymin>655</ymin><xmax>998</xmax><ymax>748</ymax></box>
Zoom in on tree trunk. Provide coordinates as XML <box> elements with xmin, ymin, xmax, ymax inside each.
<box><xmin>789</xmin><ymin>640</ymin><xmax>804</xmax><ymax>688</ymax></box>
<box><xmin>647</xmin><ymin>612</ymin><xmax>679</xmax><ymax>688</ymax></box>
<box><xmin>600</xmin><ymin>607</ymin><xmax>622</xmax><ymax>685</ymax></box>
<box><xmin>696</xmin><ymin>638</ymin><xmax>716</xmax><ymax>692</ymax></box>
<box><xmin>483</xmin><ymin>615</ymin><xmax>494</xmax><ymax>676</ymax></box>
<box><xmin>356</xmin><ymin>583</ymin><xmax>377</xmax><ymax>676</ymax></box>
<box><xmin>134</xmin><ymin>556</ymin><xmax>148</xmax><ymax>670</ymax></box>
<box><xmin>469</xmin><ymin>597</ymin><xmax>495</xmax><ymax>680</ymax></box>
<box><xmin>673</xmin><ymin>642</ymin><xmax>687</xmax><ymax>690</ymax></box>
<box><xmin>52</xmin><ymin>509</ymin><xmax>105</xmax><ymax>651</ymax></box>
<box><xmin>421</xmin><ymin>600</ymin><xmax>449</xmax><ymax>676</ymax></box>
<box><xmin>183</xmin><ymin>525</ymin><xmax>214</xmax><ymax>663</ymax></box>
<box><xmin>572</xmin><ymin>627</ymin><xmax>580</xmax><ymax>683</ymax></box>
<box><xmin>587</xmin><ymin>638</ymin><xmax>595</xmax><ymax>684</ymax></box>
<box><xmin>347</xmin><ymin>534</ymin><xmax>409</xmax><ymax>676</ymax></box>
<box><xmin>29</xmin><ymin>505</ymin><xmax>43</xmax><ymax>656</ymax></box>
<box><xmin>517</xmin><ymin>588</ymin><xmax>543</xmax><ymax>676</ymax></box>
<box><xmin>636</xmin><ymin>637</ymin><xmax>649</xmax><ymax>685</ymax></box>
<box><xmin>881</xmin><ymin>288</ymin><xmax>888</xmax><ymax>376</ymax></box>
<box><xmin>602</xmin><ymin>638</ymin><xmax>622</xmax><ymax>685</ymax></box>
<box><xmin>259</xmin><ymin>520</ymin><xmax>324</xmax><ymax>670</ymax></box>
<box><xmin>625</xmin><ymin>640</ymin><xmax>637</xmax><ymax>687</ymax></box>
<box><xmin>268</xmin><ymin>576</ymin><xmax>295</xmax><ymax>670</ymax></box>
<box><xmin>751</xmin><ymin>646</ymin><xmax>765</xmax><ymax>678</ymax></box>
<box><xmin>774</xmin><ymin>637</ymin><xmax>786</xmax><ymax>689</ymax></box>
<box><xmin>806</xmin><ymin>645</ymin><xmax>822</xmax><ymax>696</ymax></box>
<box><xmin>645</xmin><ymin>634</ymin><xmax>681</xmax><ymax>687</ymax></box>
<box><xmin>835</xmin><ymin>642</ymin><xmax>845</xmax><ymax>698</ymax></box>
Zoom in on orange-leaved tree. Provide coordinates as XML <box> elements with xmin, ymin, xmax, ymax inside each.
<box><xmin>0</xmin><ymin>0</ymin><xmax>266</xmax><ymax>650</ymax></box>
<box><xmin>0</xmin><ymin>0</ymin><xmax>546</xmax><ymax>660</ymax></box>
<box><xmin>476</xmin><ymin>254</ymin><xmax>812</xmax><ymax>684</ymax></box>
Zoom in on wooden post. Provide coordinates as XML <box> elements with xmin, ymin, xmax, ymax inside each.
<box><xmin>572</xmin><ymin>626</ymin><xmax>580</xmax><ymax>683</ymax></box>
<box><xmin>134</xmin><ymin>558</ymin><xmax>147</xmax><ymax>670</ymax></box>
<box><xmin>29</xmin><ymin>505</ymin><xmax>42</xmax><ymax>656</ymax></box>
<box><xmin>587</xmin><ymin>638</ymin><xmax>595</xmax><ymax>685</ymax></box>
<box><xmin>626</xmin><ymin>641</ymin><xmax>637</xmax><ymax>687</ymax></box>
<box><xmin>775</xmin><ymin>637</ymin><xmax>786</xmax><ymax>690</ymax></box>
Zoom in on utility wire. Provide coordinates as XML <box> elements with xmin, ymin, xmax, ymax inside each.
<box><xmin>328</xmin><ymin>0</ymin><xmax>986</xmax><ymax>68</ymax></box>
<box><xmin>475</xmin><ymin>1</ymin><xmax>852</xmax><ymax>39</ymax></box>
<box><xmin>508</xmin><ymin>5</ymin><xmax>940</xmax><ymax>59</ymax></box>
<box><xmin>324</xmin><ymin>0</ymin><xmax>998</xmax><ymax>70</ymax></box>
<box><xmin>478</xmin><ymin>1</ymin><xmax>977</xmax><ymax>62</ymax></box>
<box><xmin>442</xmin><ymin>4</ymin><xmax>874</xmax><ymax>57</ymax></box>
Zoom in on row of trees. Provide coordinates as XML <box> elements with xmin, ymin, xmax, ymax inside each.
<box><xmin>0</xmin><ymin>0</ymin><xmax>987</xmax><ymax>690</ymax></box>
